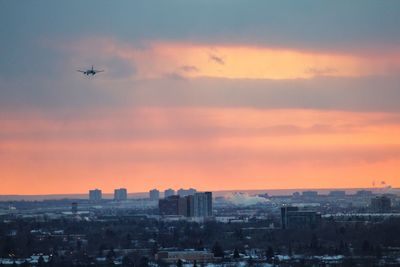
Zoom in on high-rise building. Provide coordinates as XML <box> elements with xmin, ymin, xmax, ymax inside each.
<box><xmin>205</xmin><ymin>192</ymin><xmax>213</xmax><ymax>217</ymax></box>
<box><xmin>177</xmin><ymin>188</ymin><xmax>197</xmax><ymax>197</ymax></box>
<box><xmin>178</xmin><ymin>196</ymin><xmax>189</xmax><ymax>216</ymax></box>
<box><xmin>114</xmin><ymin>188</ymin><xmax>128</xmax><ymax>201</ymax></box>
<box><xmin>191</xmin><ymin>192</ymin><xmax>213</xmax><ymax>217</ymax></box>
<box><xmin>371</xmin><ymin>196</ymin><xmax>391</xmax><ymax>213</ymax></box>
<box><xmin>159</xmin><ymin>192</ymin><xmax>213</xmax><ymax>218</ymax></box>
<box><xmin>164</xmin><ymin>188</ymin><xmax>175</xmax><ymax>198</ymax></box>
<box><xmin>281</xmin><ymin>206</ymin><xmax>321</xmax><ymax>229</ymax></box>
<box><xmin>159</xmin><ymin>195</ymin><xmax>180</xmax><ymax>215</ymax></box>
<box><xmin>89</xmin><ymin>189</ymin><xmax>102</xmax><ymax>201</ymax></box>
<box><xmin>149</xmin><ymin>189</ymin><xmax>160</xmax><ymax>201</ymax></box>
<box><xmin>187</xmin><ymin>195</ymin><xmax>194</xmax><ymax>217</ymax></box>
<box><xmin>71</xmin><ymin>202</ymin><xmax>78</xmax><ymax>214</ymax></box>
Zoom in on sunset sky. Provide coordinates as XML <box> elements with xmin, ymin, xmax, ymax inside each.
<box><xmin>1</xmin><ymin>1</ymin><xmax>400</xmax><ymax>194</ymax></box>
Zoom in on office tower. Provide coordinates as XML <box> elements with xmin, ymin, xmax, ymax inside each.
<box><xmin>371</xmin><ymin>196</ymin><xmax>391</xmax><ymax>213</ymax></box>
<box><xmin>89</xmin><ymin>189</ymin><xmax>102</xmax><ymax>201</ymax></box>
<box><xmin>281</xmin><ymin>206</ymin><xmax>321</xmax><ymax>229</ymax></box>
<box><xmin>114</xmin><ymin>188</ymin><xmax>128</xmax><ymax>201</ymax></box>
<box><xmin>177</xmin><ymin>188</ymin><xmax>197</xmax><ymax>197</ymax></box>
<box><xmin>164</xmin><ymin>188</ymin><xmax>175</xmax><ymax>198</ymax></box>
<box><xmin>149</xmin><ymin>189</ymin><xmax>160</xmax><ymax>201</ymax></box>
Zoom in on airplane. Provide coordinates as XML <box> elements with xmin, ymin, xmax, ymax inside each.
<box><xmin>77</xmin><ymin>65</ymin><xmax>104</xmax><ymax>76</ymax></box>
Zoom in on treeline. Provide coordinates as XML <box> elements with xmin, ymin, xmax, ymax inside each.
<box><xmin>1</xmin><ymin>216</ymin><xmax>400</xmax><ymax>266</ymax></box>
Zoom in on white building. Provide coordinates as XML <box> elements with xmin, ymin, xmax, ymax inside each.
<box><xmin>177</xmin><ymin>188</ymin><xmax>197</xmax><ymax>197</ymax></box>
<box><xmin>149</xmin><ymin>189</ymin><xmax>160</xmax><ymax>201</ymax></box>
<box><xmin>164</xmin><ymin>188</ymin><xmax>175</xmax><ymax>198</ymax></box>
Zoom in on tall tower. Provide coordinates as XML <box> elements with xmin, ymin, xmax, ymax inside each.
<box><xmin>89</xmin><ymin>189</ymin><xmax>102</xmax><ymax>201</ymax></box>
<box><xmin>114</xmin><ymin>188</ymin><xmax>128</xmax><ymax>201</ymax></box>
<box><xmin>164</xmin><ymin>188</ymin><xmax>175</xmax><ymax>198</ymax></box>
<box><xmin>149</xmin><ymin>189</ymin><xmax>160</xmax><ymax>201</ymax></box>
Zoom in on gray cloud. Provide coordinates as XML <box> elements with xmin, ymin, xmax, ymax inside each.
<box><xmin>97</xmin><ymin>58</ymin><xmax>136</xmax><ymax>79</ymax></box>
<box><xmin>306</xmin><ymin>67</ymin><xmax>338</xmax><ymax>76</ymax></box>
<box><xmin>2</xmin><ymin>0</ymin><xmax>399</xmax><ymax>77</ymax></box>
<box><xmin>209</xmin><ymin>54</ymin><xmax>225</xmax><ymax>65</ymax></box>
<box><xmin>1</xmin><ymin>0</ymin><xmax>400</xmax><ymax>114</ymax></box>
<box><xmin>180</xmin><ymin>65</ymin><xmax>199</xmax><ymax>73</ymax></box>
<box><xmin>163</xmin><ymin>72</ymin><xmax>186</xmax><ymax>81</ymax></box>
<box><xmin>1</xmin><ymin>75</ymin><xmax>400</xmax><ymax>113</ymax></box>
<box><xmin>118</xmin><ymin>75</ymin><xmax>400</xmax><ymax>112</ymax></box>
<box><xmin>0</xmin><ymin>119</ymin><xmax>357</xmax><ymax>143</ymax></box>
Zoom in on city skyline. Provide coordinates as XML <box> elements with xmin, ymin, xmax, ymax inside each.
<box><xmin>1</xmin><ymin>1</ymin><xmax>400</xmax><ymax>194</ymax></box>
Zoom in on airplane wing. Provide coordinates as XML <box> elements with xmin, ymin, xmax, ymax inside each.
<box><xmin>95</xmin><ymin>70</ymin><xmax>105</xmax><ymax>73</ymax></box>
<box><xmin>77</xmin><ymin>70</ymin><xmax>85</xmax><ymax>73</ymax></box>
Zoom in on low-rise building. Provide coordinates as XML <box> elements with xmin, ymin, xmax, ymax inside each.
<box><xmin>281</xmin><ymin>206</ymin><xmax>321</xmax><ymax>229</ymax></box>
<box><xmin>155</xmin><ymin>251</ymin><xmax>215</xmax><ymax>263</ymax></box>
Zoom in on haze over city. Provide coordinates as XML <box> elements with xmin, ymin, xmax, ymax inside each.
<box><xmin>1</xmin><ymin>1</ymin><xmax>400</xmax><ymax>195</ymax></box>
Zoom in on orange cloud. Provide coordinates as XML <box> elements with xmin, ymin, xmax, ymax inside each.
<box><xmin>1</xmin><ymin>108</ymin><xmax>400</xmax><ymax>194</ymax></box>
<box><xmin>65</xmin><ymin>38</ymin><xmax>400</xmax><ymax>80</ymax></box>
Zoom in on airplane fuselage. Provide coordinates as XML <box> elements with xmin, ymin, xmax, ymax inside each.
<box><xmin>85</xmin><ymin>70</ymin><xmax>96</xmax><ymax>76</ymax></box>
<box><xmin>78</xmin><ymin>66</ymin><xmax>103</xmax><ymax>76</ymax></box>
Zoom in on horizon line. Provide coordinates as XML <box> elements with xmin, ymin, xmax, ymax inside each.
<box><xmin>0</xmin><ymin>186</ymin><xmax>396</xmax><ymax>197</ymax></box>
